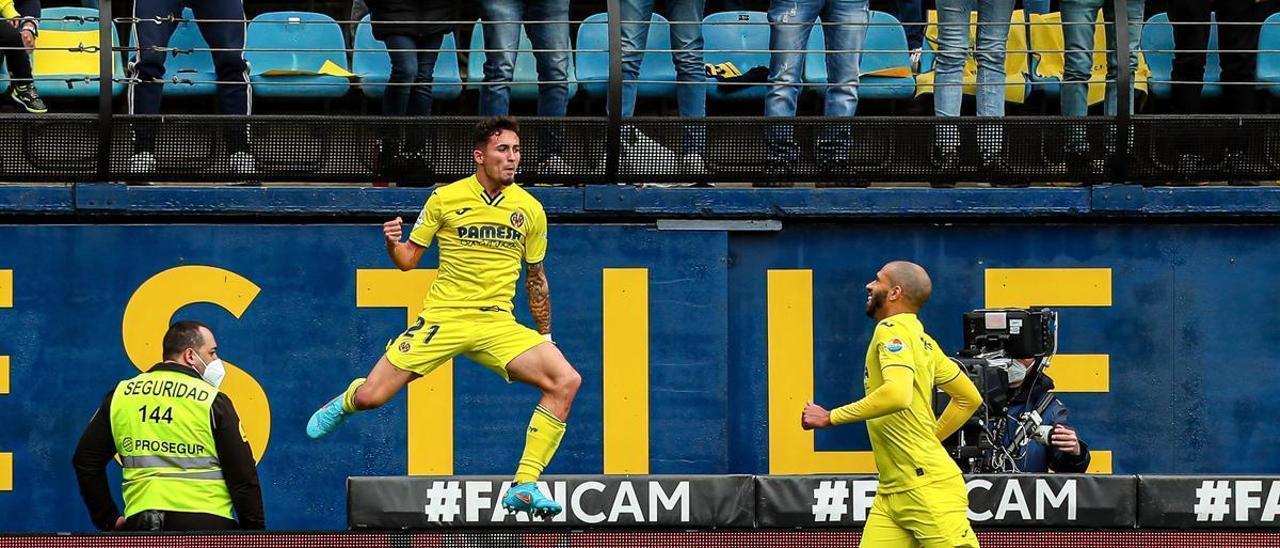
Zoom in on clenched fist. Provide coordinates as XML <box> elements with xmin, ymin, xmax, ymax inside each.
<box><xmin>383</xmin><ymin>217</ymin><xmax>403</xmax><ymax>244</ymax></box>
<box><xmin>802</xmin><ymin>401</ymin><xmax>832</xmax><ymax>430</ymax></box>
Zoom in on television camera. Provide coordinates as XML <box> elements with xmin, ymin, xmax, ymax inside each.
<box><xmin>936</xmin><ymin>308</ymin><xmax>1060</xmax><ymax>473</ymax></box>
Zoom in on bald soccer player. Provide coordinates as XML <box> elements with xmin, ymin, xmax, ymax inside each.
<box><xmin>802</xmin><ymin>261</ymin><xmax>983</xmax><ymax>548</ymax></box>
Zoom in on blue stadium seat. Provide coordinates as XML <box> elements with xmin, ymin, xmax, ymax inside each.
<box><xmin>245</xmin><ymin>11</ymin><xmax>350</xmax><ymax>99</ymax></box>
<box><xmin>1256</xmin><ymin>12</ymin><xmax>1280</xmax><ymax>97</ymax></box>
<box><xmin>803</xmin><ymin>11</ymin><xmax>915</xmax><ymax>100</ymax></box>
<box><xmin>576</xmin><ymin>12</ymin><xmax>677</xmax><ymax>99</ymax></box>
<box><xmin>34</xmin><ymin>7</ymin><xmax>125</xmax><ymax>97</ymax></box>
<box><xmin>702</xmin><ymin>11</ymin><xmax>770</xmax><ymax>101</ymax></box>
<box><xmin>126</xmin><ymin>7</ymin><xmax>216</xmax><ymax>97</ymax></box>
<box><xmin>1141</xmin><ymin>12</ymin><xmax>1221</xmax><ymax>100</ymax></box>
<box><xmin>466</xmin><ymin>20</ymin><xmax>578</xmax><ymax>101</ymax></box>
<box><xmin>351</xmin><ymin>15</ymin><xmax>462</xmax><ymax>101</ymax></box>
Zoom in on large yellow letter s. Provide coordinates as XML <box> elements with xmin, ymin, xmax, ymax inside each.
<box><xmin>121</xmin><ymin>265</ymin><xmax>270</xmax><ymax>462</ymax></box>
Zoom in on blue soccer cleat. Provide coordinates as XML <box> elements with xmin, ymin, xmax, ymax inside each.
<box><xmin>305</xmin><ymin>396</ymin><xmax>348</xmax><ymax>439</ymax></box>
<box><xmin>502</xmin><ymin>482</ymin><xmax>562</xmax><ymax>518</ymax></box>
<box><xmin>306</xmin><ymin>379</ymin><xmax>363</xmax><ymax>439</ymax></box>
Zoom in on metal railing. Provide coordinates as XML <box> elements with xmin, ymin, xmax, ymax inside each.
<box><xmin>0</xmin><ymin>0</ymin><xmax>1274</xmax><ymax>185</ymax></box>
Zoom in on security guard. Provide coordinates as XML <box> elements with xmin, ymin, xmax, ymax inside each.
<box><xmin>72</xmin><ymin>320</ymin><xmax>264</xmax><ymax>531</ymax></box>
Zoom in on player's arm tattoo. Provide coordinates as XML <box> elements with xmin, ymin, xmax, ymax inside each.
<box><xmin>526</xmin><ymin>262</ymin><xmax>552</xmax><ymax>335</ymax></box>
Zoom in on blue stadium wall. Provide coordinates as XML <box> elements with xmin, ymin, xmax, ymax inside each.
<box><xmin>0</xmin><ymin>185</ymin><xmax>1278</xmax><ymax>531</ymax></box>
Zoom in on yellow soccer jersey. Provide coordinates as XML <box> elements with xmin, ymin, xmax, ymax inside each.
<box><xmin>864</xmin><ymin>312</ymin><xmax>965</xmax><ymax>494</ymax></box>
<box><xmin>408</xmin><ymin>175</ymin><xmax>548</xmax><ymax>310</ymax></box>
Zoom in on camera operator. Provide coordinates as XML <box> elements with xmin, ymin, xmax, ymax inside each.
<box><xmin>1004</xmin><ymin>358</ymin><xmax>1091</xmax><ymax>473</ymax></box>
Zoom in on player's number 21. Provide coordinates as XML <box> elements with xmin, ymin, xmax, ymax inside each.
<box><xmin>403</xmin><ymin>318</ymin><xmax>440</xmax><ymax>345</ymax></box>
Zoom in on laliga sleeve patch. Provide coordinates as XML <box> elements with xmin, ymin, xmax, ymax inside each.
<box><xmin>413</xmin><ymin>202</ymin><xmax>428</xmax><ymax>230</ymax></box>
<box><xmin>885</xmin><ymin>338</ymin><xmax>906</xmax><ymax>353</ymax></box>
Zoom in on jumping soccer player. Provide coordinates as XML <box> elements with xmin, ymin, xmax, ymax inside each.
<box><xmin>307</xmin><ymin>116</ymin><xmax>581</xmax><ymax>518</ymax></box>
<box><xmin>802</xmin><ymin>261</ymin><xmax>983</xmax><ymax>547</ymax></box>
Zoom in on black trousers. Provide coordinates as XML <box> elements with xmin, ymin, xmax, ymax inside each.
<box><xmin>1169</xmin><ymin>0</ymin><xmax>1275</xmax><ymax>113</ymax></box>
<box><xmin>128</xmin><ymin>0</ymin><xmax>249</xmax><ymax>117</ymax></box>
<box><xmin>0</xmin><ymin>23</ymin><xmax>32</xmax><ymax>85</ymax></box>
<box><xmin>128</xmin><ymin>0</ymin><xmax>249</xmax><ymax>153</ymax></box>
<box><xmin>125</xmin><ymin>510</ymin><xmax>239</xmax><ymax>531</ymax></box>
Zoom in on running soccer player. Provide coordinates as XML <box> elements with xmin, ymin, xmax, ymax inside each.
<box><xmin>802</xmin><ymin>261</ymin><xmax>983</xmax><ymax>547</ymax></box>
<box><xmin>307</xmin><ymin>116</ymin><xmax>581</xmax><ymax>518</ymax></box>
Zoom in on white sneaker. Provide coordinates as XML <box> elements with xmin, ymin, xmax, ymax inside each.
<box><xmin>128</xmin><ymin>152</ymin><xmax>156</xmax><ymax>174</ymax></box>
<box><xmin>910</xmin><ymin>48</ymin><xmax>923</xmax><ymax>73</ymax></box>
<box><xmin>680</xmin><ymin>153</ymin><xmax>707</xmax><ymax>176</ymax></box>
<box><xmin>643</xmin><ymin>152</ymin><xmax>708</xmax><ymax>187</ymax></box>
<box><xmin>624</xmin><ymin>128</ymin><xmax>674</xmax><ymax>174</ymax></box>
<box><xmin>538</xmin><ymin>155</ymin><xmax>570</xmax><ymax>176</ymax></box>
<box><xmin>229</xmin><ymin>151</ymin><xmax>256</xmax><ymax>175</ymax></box>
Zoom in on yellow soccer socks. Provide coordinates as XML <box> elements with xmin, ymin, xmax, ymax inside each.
<box><xmin>514</xmin><ymin>405</ymin><xmax>567</xmax><ymax>485</ymax></box>
<box><xmin>341</xmin><ymin>377</ymin><xmax>367</xmax><ymax>413</ymax></box>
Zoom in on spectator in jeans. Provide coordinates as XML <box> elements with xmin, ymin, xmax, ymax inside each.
<box><xmin>615</xmin><ymin>0</ymin><xmax>707</xmax><ymax>174</ymax></box>
<box><xmin>933</xmin><ymin>0</ymin><xmax>1013</xmax><ymax>169</ymax></box>
<box><xmin>367</xmin><ymin>0</ymin><xmax>453</xmax><ymax>168</ymax></box>
<box><xmin>764</xmin><ymin>0</ymin><xmax>869</xmax><ymax>176</ymax></box>
<box><xmin>479</xmin><ymin>0</ymin><xmax>571</xmax><ymax>175</ymax></box>
<box><xmin>127</xmin><ymin>0</ymin><xmax>252</xmax><ymax>175</ymax></box>
<box><xmin>1</xmin><ymin>0</ymin><xmax>46</xmax><ymax>113</ymax></box>
<box><xmin>1060</xmin><ymin>0</ymin><xmax>1144</xmax><ymax>171</ymax></box>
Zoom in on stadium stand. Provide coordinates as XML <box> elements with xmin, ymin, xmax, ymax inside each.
<box><xmin>0</xmin><ymin>4</ymin><xmax>1270</xmax><ymax>185</ymax></box>
<box><xmin>245</xmin><ymin>11</ymin><xmax>351</xmax><ymax>99</ymax></box>
<box><xmin>35</xmin><ymin>6</ymin><xmax>124</xmax><ymax>98</ymax></box>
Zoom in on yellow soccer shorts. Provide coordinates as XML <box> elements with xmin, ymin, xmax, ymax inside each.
<box><xmin>384</xmin><ymin>307</ymin><xmax>547</xmax><ymax>382</ymax></box>
<box><xmin>860</xmin><ymin>474</ymin><xmax>978</xmax><ymax>548</ymax></box>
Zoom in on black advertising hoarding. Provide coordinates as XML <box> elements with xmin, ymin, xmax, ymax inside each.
<box><xmin>1139</xmin><ymin>476</ymin><xmax>1280</xmax><ymax>528</ymax></box>
<box><xmin>754</xmin><ymin>474</ymin><xmax>1136</xmax><ymax>528</ymax></box>
<box><xmin>350</xmin><ymin>474</ymin><xmax>1280</xmax><ymax>531</ymax></box>
<box><xmin>348</xmin><ymin>475</ymin><xmax>755</xmax><ymax>529</ymax></box>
